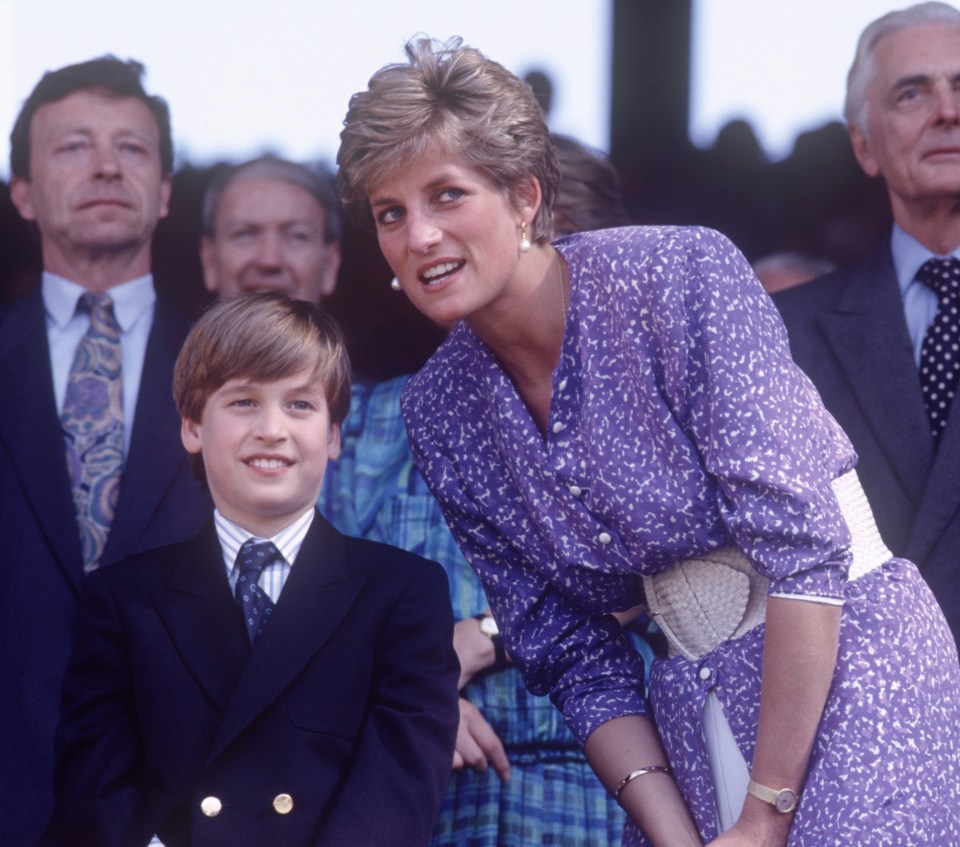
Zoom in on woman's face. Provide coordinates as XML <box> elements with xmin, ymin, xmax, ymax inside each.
<box><xmin>368</xmin><ymin>150</ymin><xmax>537</xmax><ymax>327</ymax></box>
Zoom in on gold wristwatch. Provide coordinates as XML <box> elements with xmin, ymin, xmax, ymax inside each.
<box><xmin>747</xmin><ymin>779</ymin><xmax>800</xmax><ymax>814</ymax></box>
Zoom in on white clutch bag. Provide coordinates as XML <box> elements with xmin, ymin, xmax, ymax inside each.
<box><xmin>638</xmin><ymin>470</ymin><xmax>891</xmax><ymax>662</ymax></box>
<box><xmin>641</xmin><ymin>547</ymin><xmax>767</xmax><ymax>662</ymax></box>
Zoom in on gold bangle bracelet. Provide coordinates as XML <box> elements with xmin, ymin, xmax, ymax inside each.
<box><xmin>613</xmin><ymin>765</ymin><xmax>673</xmax><ymax>802</ymax></box>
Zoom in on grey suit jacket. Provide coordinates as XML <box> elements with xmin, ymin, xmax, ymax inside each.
<box><xmin>774</xmin><ymin>243</ymin><xmax>960</xmax><ymax>641</ymax></box>
<box><xmin>0</xmin><ymin>286</ymin><xmax>211</xmax><ymax>846</ymax></box>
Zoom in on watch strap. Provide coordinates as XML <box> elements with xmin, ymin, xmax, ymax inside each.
<box><xmin>490</xmin><ymin>633</ymin><xmax>508</xmax><ymax>670</ymax></box>
<box><xmin>747</xmin><ymin>779</ymin><xmax>799</xmax><ymax>813</ymax></box>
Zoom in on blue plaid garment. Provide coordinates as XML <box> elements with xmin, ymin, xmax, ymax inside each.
<box><xmin>319</xmin><ymin>375</ymin><xmax>656</xmax><ymax>846</ymax></box>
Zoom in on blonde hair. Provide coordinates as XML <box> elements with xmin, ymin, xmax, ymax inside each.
<box><xmin>337</xmin><ymin>36</ymin><xmax>559</xmax><ymax>243</ymax></box>
<box><xmin>174</xmin><ymin>292</ymin><xmax>351</xmax><ymax>427</ymax></box>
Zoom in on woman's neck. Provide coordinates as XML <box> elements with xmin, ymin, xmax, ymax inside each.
<box><xmin>469</xmin><ymin>246</ymin><xmax>570</xmax><ymax>434</ymax></box>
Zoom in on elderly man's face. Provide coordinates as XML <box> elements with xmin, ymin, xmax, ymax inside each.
<box><xmin>201</xmin><ymin>177</ymin><xmax>340</xmax><ymax>303</ymax></box>
<box><xmin>10</xmin><ymin>90</ymin><xmax>170</xmax><ymax>275</ymax></box>
<box><xmin>851</xmin><ymin>23</ymin><xmax>960</xmax><ymax>212</ymax></box>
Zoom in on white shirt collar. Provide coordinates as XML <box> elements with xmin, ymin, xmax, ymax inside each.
<box><xmin>891</xmin><ymin>224</ymin><xmax>960</xmax><ymax>296</ymax></box>
<box><xmin>42</xmin><ymin>271</ymin><xmax>155</xmax><ymax>333</ymax></box>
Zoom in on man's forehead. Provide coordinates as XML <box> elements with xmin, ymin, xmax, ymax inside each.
<box><xmin>32</xmin><ymin>90</ymin><xmax>159</xmax><ymax>136</ymax></box>
<box><xmin>217</xmin><ymin>177</ymin><xmax>326</xmax><ymax>221</ymax></box>
<box><xmin>872</xmin><ymin>23</ymin><xmax>960</xmax><ymax>78</ymax></box>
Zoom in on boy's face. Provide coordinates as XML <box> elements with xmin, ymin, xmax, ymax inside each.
<box><xmin>181</xmin><ymin>368</ymin><xmax>340</xmax><ymax>538</ymax></box>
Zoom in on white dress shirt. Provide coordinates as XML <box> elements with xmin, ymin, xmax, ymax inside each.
<box><xmin>891</xmin><ymin>224</ymin><xmax>960</xmax><ymax>365</ymax></box>
<box><xmin>42</xmin><ymin>272</ymin><xmax>155</xmax><ymax>456</ymax></box>
<box><xmin>214</xmin><ymin>507</ymin><xmax>315</xmax><ymax>603</ymax></box>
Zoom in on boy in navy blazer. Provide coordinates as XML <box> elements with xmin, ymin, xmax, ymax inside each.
<box><xmin>43</xmin><ymin>293</ymin><xmax>460</xmax><ymax>847</ymax></box>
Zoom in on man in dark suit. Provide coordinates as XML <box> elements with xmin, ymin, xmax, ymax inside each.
<box><xmin>774</xmin><ymin>2</ymin><xmax>960</xmax><ymax>643</ymax></box>
<box><xmin>0</xmin><ymin>57</ymin><xmax>210</xmax><ymax>845</ymax></box>
<box><xmin>42</xmin><ymin>294</ymin><xmax>459</xmax><ymax>846</ymax></box>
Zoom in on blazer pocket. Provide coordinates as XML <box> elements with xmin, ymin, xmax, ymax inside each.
<box><xmin>286</xmin><ymin>651</ymin><xmax>372</xmax><ymax>738</ymax></box>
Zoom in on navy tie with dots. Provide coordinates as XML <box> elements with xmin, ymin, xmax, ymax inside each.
<box><xmin>918</xmin><ymin>257</ymin><xmax>960</xmax><ymax>447</ymax></box>
<box><xmin>235</xmin><ymin>539</ymin><xmax>278</xmax><ymax>644</ymax></box>
<box><xmin>61</xmin><ymin>293</ymin><xmax>124</xmax><ymax>573</ymax></box>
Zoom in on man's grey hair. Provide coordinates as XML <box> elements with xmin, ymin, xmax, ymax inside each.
<box><xmin>845</xmin><ymin>2</ymin><xmax>960</xmax><ymax>129</ymax></box>
<box><xmin>202</xmin><ymin>154</ymin><xmax>341</xmax><ymax>243</ymax></box>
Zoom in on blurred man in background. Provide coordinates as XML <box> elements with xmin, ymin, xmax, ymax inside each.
<box><xmin>200</xmin><ymin>155</ymin><xmax>340</xmax><ymax>303</ymax></box>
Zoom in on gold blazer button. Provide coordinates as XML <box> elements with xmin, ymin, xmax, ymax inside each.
<box><xmin>273</xmin><ymin>793</ymin><xmax>294</xmax><ymax>815</ymax></box>
<box><xmin>200</xmin><ymin>796</ymin><xmax>222</xmax><ymax>817</ymax></box>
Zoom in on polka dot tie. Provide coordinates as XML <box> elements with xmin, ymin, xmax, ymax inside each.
<box><xmin>918</xmin><ymin>257</ymin><xmax>960</xmax><ymax>446</ymax></box>
<box><xmin>235</xmin><ymin>539</ymin><xmax>278</xmax><ymax>645</ymax></box>
<box><xmin>61</xmin><ymin>293</ymin><xmax>124</xmax><ymax>573</ymax></box>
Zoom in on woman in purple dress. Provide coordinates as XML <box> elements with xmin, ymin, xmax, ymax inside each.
<box><xmin>337</xmin><ymin>38</ymin><xmax>960</xmax><ymax>847</ymax></box>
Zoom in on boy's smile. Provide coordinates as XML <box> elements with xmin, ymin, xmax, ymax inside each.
<box><xmin>181</xmin><ymin>368</ymin><xmax>340</xmax><ymax>538</ymax></box>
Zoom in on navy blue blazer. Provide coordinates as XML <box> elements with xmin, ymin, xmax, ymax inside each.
<box><xmin>43</xmin><ymin>513</ymin><xmax>459</xmax><ymax>847</ymax></box>
<box><xmin>774</xmin><ymin>244</ymin><xmax>960</xmax><ymax>642</ymax></box>
<box><xmin>0</xmin><ymin>287</ymin><xmax>211</xmax><ymax>846</ymax></box>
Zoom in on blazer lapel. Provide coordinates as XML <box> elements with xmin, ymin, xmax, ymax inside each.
<box><xmin>908</xmin><ymin>383</ymin><xmax>960</xmax><ymax>564</ymax></box>
<box><xmin>152</xmin><ymin>523</ymin><xmax>250</xmax><ymax>712</ymax></box>
<box><xmin>0</xmin><ymin>290</ymin><xmax>83</xmax><ymax>585</ymax></box>
<box><xmin>208</xmin><ymin>516</ymin><xmax>366</xmax><ymax>760</ymax></box>
<box><xmin>102</xmin><ymin>301</ymin><xmax>197</xmax><ymax>565</ymax></box>
<box><xmin>816</xmin><ymin>248</ymin><xmax>933</xmax><ymax>505</ymax></box>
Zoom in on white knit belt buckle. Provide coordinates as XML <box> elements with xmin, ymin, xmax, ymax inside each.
<box><xmin>641</xmin><ymin>470</ymin><xmax>891</xmax><ymax>662</ymax></box>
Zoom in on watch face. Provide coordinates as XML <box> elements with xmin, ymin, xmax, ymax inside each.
<box><xmin>775</xmin><ymin>789</ymin><xmax>798</xmax><ymax>814</ymax></box>
<box><xmin>479</xmin><ymin>616</ymin><xmax>499</xmax><ymax>637</ymax></box>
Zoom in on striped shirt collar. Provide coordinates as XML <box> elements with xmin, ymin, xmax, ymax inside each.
<box><xmin>214</xmin><ymin>508</ymin><xmax>315</xmax><ymax>575</ymax></box>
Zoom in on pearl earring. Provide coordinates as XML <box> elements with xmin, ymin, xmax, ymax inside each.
<box><xmin>390</xmin><ymin>277</ymin><xmax>402</xmax><ymax>291</ymax></box>
<box><xmin>519</xmin><ymin>222</ymin><xmax>531</xmax><ymax>253</ymax></box>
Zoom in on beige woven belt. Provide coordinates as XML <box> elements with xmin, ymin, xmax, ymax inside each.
<box><xmin>641</xmin><ymin>470</ymin><xmax>893</xmax><ymax>662</ymax></box>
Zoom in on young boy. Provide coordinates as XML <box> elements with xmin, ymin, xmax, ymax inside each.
<box><xmin>42</xmin><ymin>293</ymin><xmax>460</xmax><ymax>847</ymax></box>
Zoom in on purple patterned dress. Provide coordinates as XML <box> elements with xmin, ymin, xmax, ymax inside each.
<box><xmin>402</xmin><ymin>226</ymin><xmax>960</xmax><ymax>845</ymax></box>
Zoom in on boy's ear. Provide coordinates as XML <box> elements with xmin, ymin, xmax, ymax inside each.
<box><xmin>181</xmin><ymin>417</ymin><xmax>203</xmax><ymax>454</ymax></box>
<box><xmin>328</xmin><ymin>423</ymin><xmax>341</xmax><ymax>461</ymax></box>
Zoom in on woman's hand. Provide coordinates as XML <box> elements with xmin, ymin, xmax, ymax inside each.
<box><xmin>705</xmin><ymin>811</ymin><xmax>790</xmax><ymax>847</ymax></box>
<box><xmin>452</xmin><ymin>614</ymin><xmax>498</xmax><ymax>689</ymax></box>
<box><xmin>608</xmin><ymin>603</ymin><xmax>646</xmax><ymax>629</ymax></box>
<box><xmin>453</xmin><ymin>697</ymin><xmax>511</xmax><ymax>781</ymax></box>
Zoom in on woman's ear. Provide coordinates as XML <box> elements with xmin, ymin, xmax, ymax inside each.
<box><xmin>515</xmin><ymin>174</ymin><xmax>543</xmax><ymax>224</ymax></box>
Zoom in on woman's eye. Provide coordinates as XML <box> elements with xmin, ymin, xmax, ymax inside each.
<box><xmin>377</xmin><ymin>207</ymin><xmax>404</xmax><ymax>226</ymax></box>
<box><xmin>438</xmin><ymin>187</ymin><xmax>465</xmax><ymax>204</ymax></box>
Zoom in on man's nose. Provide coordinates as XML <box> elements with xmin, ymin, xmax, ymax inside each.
<box><xmin>93</xmin><ymin>144</ymin><xmax>122</xmax><ymax>179</ymax></box>
<box><xmin>254</xmin><ymin>232</ymin><xmax>283</xmax><ymax>268</ymax></box>
<box><xmin>933</xmin><ymin>82</ymin><xmax>960</xmax><ymax>125</ymax></box>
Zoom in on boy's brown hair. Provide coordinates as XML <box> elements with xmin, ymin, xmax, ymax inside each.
<box><xmin>174</xmin><ymin>293</ymin><xmax>351</xmax><ymax>479</ymax></box>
